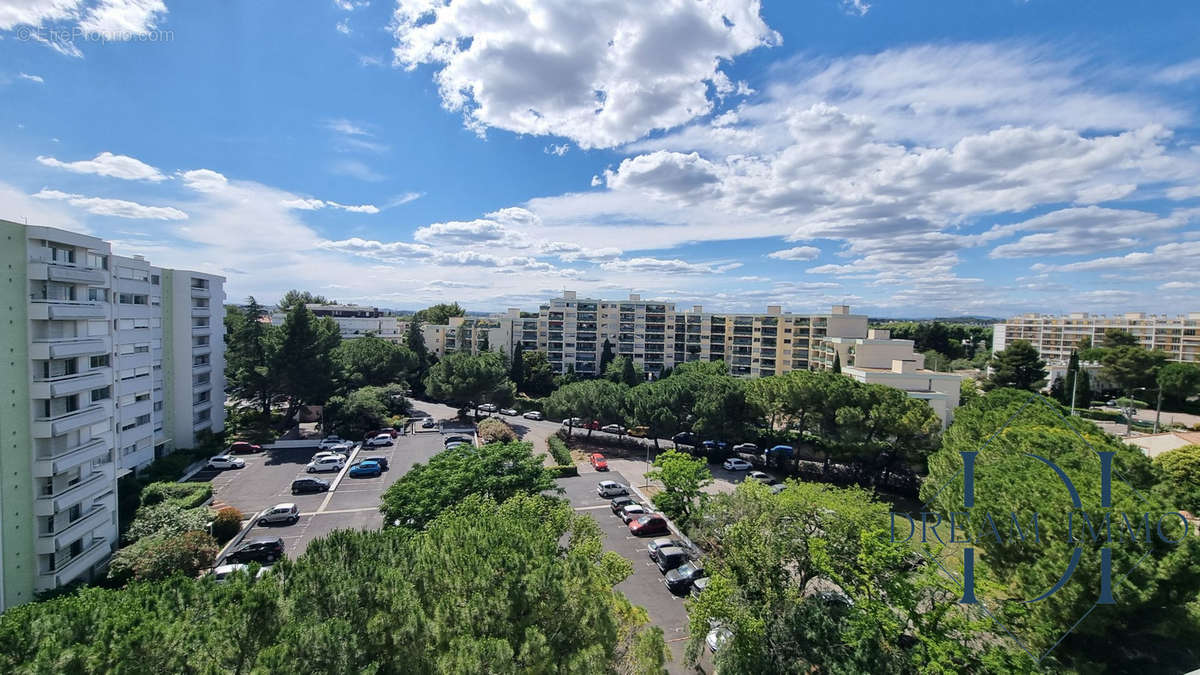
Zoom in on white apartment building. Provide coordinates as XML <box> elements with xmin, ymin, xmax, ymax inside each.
<box><xmin>994</xmin><ymin>312</ymin><xmax>1200</xmax><ymax>365</ymax></box>
<box><xmin>271</xmin><ymin>304</ymin><xmax>405</xmax><ymax>342</ymax></box>
<box><xmin>420</xmin><ymin>309</ymin><xmax>532</xmax><ymax>360</ymax></box>
<box><xmin>0</xmin><ymin>220</ymin><xmax>225</xmax><ymax>610</ymax></box>
<box><xmin>820</xmin><ymin>329</ymin><xmax>963</xmax><ymax>428</ymax></box>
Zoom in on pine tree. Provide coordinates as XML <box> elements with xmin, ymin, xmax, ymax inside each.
<box><xmin>832</xmin><ymin>352</ymin><xmax>842</xmax><ymax>374</ymax></box>
<box><xmin>621</xmin><ymin>356</ymin><xmax>640</xmax><ymax>387</ymax></box>
<box><xmin>510</xmin><ymin>342</ymin><xmax>525</xmax><ymax>391</ymax></box>
<box><xmin>984</xmin><ymin>340</ymin><xmax>1047</xmax><ymax>391</ymax></box>
<box><xmin>599</xmin><ymin>339</ymin><xmax>615</xmax><ymax>375</ymax></box>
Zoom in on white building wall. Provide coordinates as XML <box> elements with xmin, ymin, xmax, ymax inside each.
<box><xmin>165</xmin><ymin>269</ymin><xmax>225</xmax><ymax>449</ymax></box>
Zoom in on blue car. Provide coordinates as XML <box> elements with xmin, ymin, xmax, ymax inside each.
<box><xmin>348</xmin><ymin>460</ymin><xmax>383</xmax><ymax>478</ymax></box>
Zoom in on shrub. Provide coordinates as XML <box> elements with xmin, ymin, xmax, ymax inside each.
<box><xmin>109</xmin><ymin>531</ymin><xmax>219</xmax><ymax>584</ymax></box>
<box><xmin>140</xmin><ymin>481</ymin><xmax>212</xmax><ymax>509</ymax></box>
<box><xmin>547</xmin><ymin>464</ymin><xmax>578</xmax><ymax>478</ymax></box>
<box><xmin>548</xmin><ymin>436</ymin><xmax>572</xmax><ymax>465</ymax></box>
<box><xmin>210</xmin><ymin>507</ymin><xmax>245</xmax><ymax>543</ymax></box>
<box><xmin>1078</xmin><ymin>409</ymin><xmax>1123</xmax><ymax>422</ymax></box>
<box><xmin>478</xmin><ymin>418</ymin><xmax>517</xmax><ymax>444</ymax></box>
<box><xmin>125</xmin><ymin>503</ymin><xmax>213</xmax><ymax>544</ymax></box>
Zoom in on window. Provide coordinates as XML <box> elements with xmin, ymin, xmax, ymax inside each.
<box><xmin>41</xmin><ymin>358</ymin><xmax>78</xmax><ymax>379</ymax></box>
<box><xmin>150</xmin><ymin>274</ymin><xmax>160</xmax><ymax>285</ymax></box>
<box><xmin>90</xmin><ymin>354</ymin><xmax>109</xmax><ymax>369</ymax></box>
<box><xmin>32</xmin><ymin>281</ymin><xmax>76</xmax><ymax>302</ymax></box>
<box><xmin>41</xmin><ymin>395</ymin><xmax>80</xmax><ymax>418</ymax></box>
<box><xmin>87</xmin><ymin>288</ymin><xmax>108</xmax><ymax>302</ymax></box>
<box><xmin>150</xmin><ymin>296</ymin><xmax>161</xmax><ymax>306</ymax></box>
<box><xmin>192</xmin><ymin>298</ymin><xmax>209</xmax><ymax>309</ymax></box>
<box><xmin>122</xmin><ymin>444</ymin><xmax>138</xmax><ymax>457</ymax></box>
<box><xmin>118</xmin><ymin>293</ymin><xmax>148</xmax><ymax>305</ymax></box>
<box><xmin>193</xmin><ymin>335</ymin><xmax>209</xmax><ymax>347</ymax></box>
<box><xmin>134</xmin><ymin>344</ymin><xmax>150</xmax><ymax>354</ymax></box>
<box><xmin>192</xmin><ymin>317</ymin><xmax>210</xmax><ymax>328</ymax></box>
<box><xmin>191</xmin><ymin>278</ymin><xmax>209</xmax><ymax>290</ymax></box>
<box><xmin>135</xmin><ymin>392</ymin><xmax>150</xmax><ymax>403</ymax></box>
<box><xmin>47</xmin><ymin>243</ymin><xmax>76</xmax><ymax>265</ymax></box>
<box><xmin>193</xmin><ymin>373</ymin><xmax>210</xmax><ymax>386</ymax></box>
<box><xmin>193</xmin><ymin>354</ymin><xmax>210</xmax><ymax>367</ymax></box>
<box><xmin>87</xmin><ymin>252</ymin><xmax>108</xmax><ymax>270</ymax></box>
<box><xmin>90</xmin><ymin>386</ymin><xmax>110</xmax><ymax>402</ymax></box>
<box><xmin>153</xmin><ymin>401</ymin><xmax>163</xmax><ymax>412</ymax></box>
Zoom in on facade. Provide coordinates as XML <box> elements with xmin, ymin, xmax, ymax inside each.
<box><xmin>994</xmin><ymin>312</ymin><xmax>1200</xmax><ymax>365</ymax></box>
<box><xmin>420</xmin><ymin>309</ymin><xmax>531</xmax><ymax>360</ymax></box>
<box><xmin>821</xmin><ymin>329</ymin><xmax>963</xmax><ymax>428</ymax></box>
<box><xmin>0</xmin><ymin>220</ymin><xmax>225</xmax><ymax>610</ymax></box>
<box><xmin>272</xmin><ymin>304</ymin><xmax>406</xmax><ymax>342</ymax></box>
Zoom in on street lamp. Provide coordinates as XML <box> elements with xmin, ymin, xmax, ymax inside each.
<box><xmin>1126</xmin><ymin>386</ymin><xmax>1165</xmax><ymax>435</ymax></box>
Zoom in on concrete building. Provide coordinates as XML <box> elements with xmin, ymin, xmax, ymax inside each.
<box><xmin>272</xmin><ymin>304</ymin><xmax>406</xmax><ymax>342</ymax></box>
<box><xmin>420</xmin><ymin>309</ymin><xmax>534</xmax><ymax>361</ymax></box>
<box><xmin>994</xmin><ymin>312</ymin><xmax>1200</xmax><ymax>365</ymax></box>
<box><xmin>0</xmin><ymin>220</ymin><xmax>225</xmax><ymax>609</ymax></box>
<box><xmin>820</xmin><ymin>329</ymin><xmax>963</xmax><ymax>428</ymax></box>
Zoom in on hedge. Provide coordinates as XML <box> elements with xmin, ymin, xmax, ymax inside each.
<box><xmin>140</xmin><ymin>482</ymin><xmax>212</xmax><ymax>509</ymax></box>
<box><xmin>124</xmin><ymin>503</ymin><xmax>214</xmax><ymax>544</ymax></box>
<box><xmin>1078</xmin><ymin>409</ymin><xmax>1123</xmax><ymax>423</ymax></box>
<box><xmin>547</xmin><ymin>436</ymin><xmax>572</xmax><ymax>465</ymax></box>
<box><xmin>547</xmin><ymin>464</ymin><xmax>578</xmax><ymax>478</ymax></box>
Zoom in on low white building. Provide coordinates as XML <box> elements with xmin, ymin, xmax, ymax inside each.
<box><xmin>272</xmin><ymin>304</ymin><xmax>405</xmax><ymax>342</ymax></box>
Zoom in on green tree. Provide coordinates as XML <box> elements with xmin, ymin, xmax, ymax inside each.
<box><xmin>831</xmin><ymin>351</ymin><xmax>841</xmax><ymax>373</ymax></box>
<box><xmin>625</xmin><ymin>380</ymin><xmax>682</xmax><ymax>449</ymax></box>
<box><xmin>404</xmin><ymin>318</ymin><xmax>430</xmax><ymax>395</ymax></box>
<box><xmin>333</xmin><ymin>334</ymin><xmax>415</xmax><ymax>391</ymax></box>
<box><xmin>1050</xmin><ymin>349</ymin><xmax>1091</xmax><ymax>409</ymax></box>
<box><xmin>324</xmin><ymin>384</ymin><xmax>410</xmax><ymax>440</ymax></box>
<box><xmin>598</xmin><ymin>339</ymin><xmax>615</xmax><ymax>376</ymax></box>
<box><xmin>1103</xmin><ymin>328</ymin><xmax>1139</xmax><ymax>348</ymax></box>
<box><xmin>645</xmin><ymin>449</ymin><xmax>711</xmax><ymax>526</ymax></box>
<box><xmin>379</xmin><ymin>441</ymin><xmax>554</xmax><ymax>529</ymax></box>
<box><xmin>1154</xmin><ymin>444</ymin><xmax>1200</xmax><ymax>513</ymax></box>
<box><xmin>1158</xmin><ymin>362</ymin><xmax>1200</xmax><ymax>409</ymax></box>
<box><xmin>606</xmin><ymin>355</ymin><xmax>642</xmax><ymax>386</ymax></box>
<box><xmin>1101</xmin><ymin>345</ymin><xmax>1169</xmax><ymax>397</ymax></box>
<box><xmin>984</xmin><ymin>340</ymin><xmax>1047</xmax><ymax>391</ymax></box>
<box><xmin>277</xmin><ymin>289</ymin><xmax>330</xmax><ymax>312</ymax></box>
<box><xmin>225</xmin><ymin>297</ymin><xmax>277</xmax><ymax>415</ymax></box>
<box><xmin>543</xmin><ymin>379</ymin><xmax>627</xmax><ymax>437</ymax></box>
<box><xmin>271</xmin><ymin>303</ymin><xmax>341</xmax><ymax>424</ymax></box>
<box><xmin>960</xmin><ymin>377</ymin><xmax>980</xmax><ymax>407</ymax></box>
<box><xmin>412</xmin><ymin>302</ymin><xmax>466</xmax><ymax>326</ymax></box>
<box><xmin>108</xmin><ymin>531</ymin><xmax>219</xmax><ymax>585</ymax></box>
<box><xmin>521</xmin><ymin>350</ymin><xmax>556</xmax><ymax>397</ymax></box>
<box><xmin>124</xmin><ymin>503</ymin><xmax>213</xmax><ymax>543</ymax></box>
<box><xmin>424</xmin><ymin>351</ymin><xmax>515</xmax><ymax>416</ymax></box>
<box><xmin>509</xmin><ymin>341</ymin><xmax>525</xmax><ymax>391</ymax></box>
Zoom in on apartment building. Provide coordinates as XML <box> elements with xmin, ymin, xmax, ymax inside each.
<box><xmin>820</xmin><ymin>329</ymin><xmax>962</xmax><ymax>428</ymax></box>
<box><xmin>0</xmin><ymin>220</ymin><xmax>224</xmax><ymax>610</ymax></box>
<box><xmin>418</xmin><ymin>309</ymin><xmax>532</xmax><ymax>360</ymax></box>
<box><xmin>994</xmin><ymin>312</ymin><xmax>1200</xmax><ymax>365</ymax></box>
<box><xmin>271</xmin><ymin>304</ymin><xmax>406</xmax><ymax>342</ymax></box>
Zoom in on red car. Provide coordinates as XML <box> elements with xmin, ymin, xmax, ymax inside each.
<box><xmin>587</xmin><ymin>420</ymin><xmax>601</xmax><ymax>430</ymax></box>
<box><xmin>629</xmin><ymin>514</ymin><xmax>669</xmax><ymax>536</ymax></box>
<box><xmin>228</xmin><ymin>441</ymin><xmax>262</xmax><ymax>454</ymax></box>
<box><xmin>368</xmin><ymin>428</ymin><xmax>400</xmax><ymax>439</ymax></box>
<box><xmin>590</xmin><ymin>453</ymin><xmax>608</xmax><ymax>471</ymax></box>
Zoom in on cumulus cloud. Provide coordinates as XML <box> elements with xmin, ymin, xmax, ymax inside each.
<box><xmin>33</xmin><ymin>188</ymin><xmax>187</xmax><ymax>220</ymax></box>
<box><xmin>37</xmin><ymin>152</ymin><xmax>166</xmax><ymax>181</ymax></box>
<box><xmin>599</xmin><ymin>256</ymin><xmax>741</xmax><ymax>275</ymax></box>
<box><xmin>988</xmin><ymin>206</ymin><xmax>1192</xmax><ymax>258</ymax></box>
<box><xmin>1</xmin><ymin>0</ymin><xmax>167</xmax><ymax>55</ymax></box>
<box><xmin>767</xmin><ymin>245</ymin><xmax>820</xmax><ymax>261</ymax></box>
<box><xmin>604</xmin><ymin>151</ymin><xmax>722</xmax><ymax>202</ymax></box>
<box><xmin>392</xmin><ymin>0</ymin><xmax>780</xmax><ymax>148</ymax></box>
<box><xmin>19</xmin><ymin>72</ymin><xmax>45</xmax><ymax>83</ymax></box>
<box><xmin>280</xmin><ymin>197</ymin><xmax>380</xmax><ymax>214</ymax></box>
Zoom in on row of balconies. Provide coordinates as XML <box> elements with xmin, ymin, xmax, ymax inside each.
<box><xmin>36</xmin><ymin>538</ymin><xmax>111</xmax><ymax>592</ymax></box>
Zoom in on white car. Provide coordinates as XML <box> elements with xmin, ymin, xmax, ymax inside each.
<box><xmin>748</xmin><ymin>471</ymin><xmax>774</xmax><ymax>485</ymax></box>
<box><xmin>306</xmin><ymin>456</ymin><xmax>345</xmax><ymax>473</ymax></box>
<box><xmin>318</xmin><ymin>436</ymin><xmax>347</xmax><ymax>450</ymax></box>
<box><xmin>620</xmin><ymin>504</ymin><xmax>647</xmax><ymax>523</ymax></box>
<box><xmin>478</xmin><ymin>403</ymin><xmax>498</xmax><ymax>413</ymax></box>
<box><xmin>523</xmin><ymin>411</ymin><xmax>544</xmax><ymax>420</ymax></box>
<box><xmin>365</xmin><ymin>435</ymin><xmax>393</xmax><ymax>447</ymax></box>
<box><xmin>207</xmin><ymin>455</ymin><xmax>245</xmax><ymax>470</ymax></box>
<box><xmin>597</xmin><ymin>480</ymin><xmax>629</xmax><ymax>498</ymax></box>
<box><xmin>211</xmin><ymin>563</ymin><xmax>248</xmax><ymax>582</ymax></box>
<box><xmin>601</xmin><ymin>424</ymin><xmax>625</xmax><ymax>434</ymax></box>
<box><xmin>500</xmin><ymin>408</ymin><xmax>518</xmax><ymax>416</ymax></box>
<box><xmin>723</xmin><ymin>458</ymin><xmax>752</xmax><ymax>471</ymax></box>
<box><xmin>563</xmin><ymin>417</ymin><xmax>585</xmax><ymax>427</ymax></box>
<box><xmin>733</xmin><ymin>442</ymin><xmax>758</xmax><ymax>453</ymax></box>
<box><xmin>706</xmin><ymin>625</ymin><xmax>732</xmax><ymax>652</ymax></box>
<box><xmin>259</xmin><ymin>503</ymin><xmax>300</xmax><ymax>525</ymax></box>
<box><xmin>312</xmin><ymin>451</ymin><xmax>347</xmax><ymax>463</ymax></box>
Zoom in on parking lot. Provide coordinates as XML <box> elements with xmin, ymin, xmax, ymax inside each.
<box><xmin>556</xmin><ymin>466</ymin><xmax>700</xmax><ymax>673</ymax></box>
<box><xmin>192</xmin><ymin>425</ymin><xmax>454</xmax><ymax>564</ymax></box>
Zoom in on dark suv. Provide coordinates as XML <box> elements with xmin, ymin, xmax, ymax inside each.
<box><xmin>226</xmin><ymin>538</ymin><xmax>284</xmax><ymax>564</ymax></box>
<box><xmin>291</xmin><ymin>478</ymin><xmax>330</xmax><ymax>494</ymax></box>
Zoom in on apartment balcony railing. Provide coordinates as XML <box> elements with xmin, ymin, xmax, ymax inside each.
<box><xmin>30</xmin><ymin>370</ymin><xmax>110</xmax><ymax>400</ymax></box>
<box><xmin>36</xmin><ymin>506</ymin><xmax>110</xmax><ymax>555</ymax></box>
<box><xmin>29</xmin><ymin>300</ymin><xmax>107</xmax><ymax>321</ymax></box>
<box><xmin>27</xmin><ymin>261</ymin><xmax>108</xmax><ymax>285</ymax></box>
<box><xmin>37</xmin><ymin>538</ymin><xmax>110</xmax><ymax>591</ymax></box>
<box><xmin>34</xmin><ymin>436</ymin><xmax>111</xmax><ymax>478</ymax></box>
<box><xmin>34</xmin><ymin>469</ymin><xmax>112</xmax><ymax>517</ymax></box>
<box><xmin>29</xmin><ymin>336</ymin><xmax>109</xmax><ymax>361</ymax></box>
<box><xmin>32</xmin><ymin>404</ymin><xmax>109</xmax><ymax>438</ymax></box>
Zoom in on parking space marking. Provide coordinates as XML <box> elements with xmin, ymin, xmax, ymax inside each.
<box><xmin>573</xmin><ymin>504</ymin><xmax>611</xmax><ymax>511</ymax></box>
<box><xmin>311</xmin><ymin>506</ymin><xmax>380</xmax><ymax>516</ymax></box>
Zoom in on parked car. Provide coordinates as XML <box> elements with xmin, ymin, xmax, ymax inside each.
<box><xmin>672</xmin><ymin>432</ymin><xmax>696</xmax><ymax>445</ymax></box>
<box><xmin>733</xmin><ymin>442</ymin><xmax>758</xmax><ymax>453</ymax></box>
<box><xmin>207</xmin><ymin>455</ymin><xmax>245</xmax><ymax>470</ymax></box>
<box><xmin>421</xmin><ymin>417</ymin><xmax>437</xmax><ymax>428</ymax></box>
<box><xmin>748</xmin><ymin>471</ymin><xmax>774</xmax><ymax>485</ymax></box>
<box><xmin>444</xmin><ymin>435</ymin><xmax>473</xmax><ymax>447</ymax></box>
<box><xmin>365</xmin><ymin>434</ymin><xmax>393</xmax><ymax>447</ymax></box>
<box><xmin>628</xmin><ymin>426</ymin><xmax>649</xmax><ymax>437</ymax></box>
<box><xmin>259</xmin><ymin>503</ymin><xmax>299</xmax><ymax>525</ymax></box>
<box><xmin>723</xmin><ymin>458</ymin><xmax>752</xmax><ymax>471</ymax></box>
<box><xmin>620</xmin><ymin>504</ymin><xmax>648</xmax><ymax>523</ymax></box>
<box><xmin>630</xmin><ymin>514</ymin><xmax>670</xmax><ymax>536</ymax></box>
<box><xmin>312</xmin><ymin>451</ymin><xmax>347</xmax><ymax>463</ymax></box>
<box><xmin>523</xmin><ymin>411</ymin><xmax>544</xmax><ymax>421</ymax></box>
<box><xmin>706</xmin><ymin>625</ymin><xmax>732</xmax><ymax>652</ymax></box>
<box><xmin>318</xmin><ymin>436</ymin><xmax>347</xmax><ymax>450</ymax></box>
<box><xmin>601</xmin><ymin>423</ymin><xmax>625</xmax><ymax>434</ymax></box>
<box><xmin>368</xmin><ymin>428</ymin><xmax>399</xmax><ymax>439</ymax></box>
<box><xmin>597</xmin><ymin>480</ymin><xmax>628</xmax><ymax>498</ymax></box>
<box><xmin>586</xmin><ymin>420</ymin><xmax>601</xmax><ymax>431</ymax></box>
<box><xmin>500</xmin><ymin>408</ymin><xmax>518</xmax><ymax>416</ymax></box>
<box><xmin>348</xmin><ymin>460</ymin><xmax>383</xmax><ymax>478</ymax></box>
<box><xmin>291</xmin><ymin>477</ymin><xmax>330</xmax><ymax>494</ymax></box>
<box><xmin>655</xmin><ymin>546</ymin><xmax>689</xmax><ymax>573</ymax></box>
<box><xmin>703</xmin><ymin>440</ymin><xmax>730</xmax><ymax>454</ymax></box>
<box><xmin>306</xmin><ymin>456</ymin><xmax>345</xmax><ymax>473</ymax></box>
<box><xmin>647</xmin><ymin>537</ymin><xmax>685</xmax><ymax>562</ymax></box>
<box><xmin>690</xmin><ymin>576</ymin><xmax>710</xmax><ymax>599</ymax></box>
<box><xmin>769</xmin><ymin>483</ymin><xmax>787</xmax><ymax>494</ymax></box>
<box><xmin>590</xmin><ymin>453</ymin><xmax>609</xmax><ymax>471</ymax></box>
<box><xmin>445</xmin><ymin>441</ymin><xmax>470</xmax><ymax>450</ymax></box>
<box><xmin>664</xmin><ymin>561</ymin><xmax>706</xmax><ymax>594</ymax></box>
<box><xmin>478</xmin><ymin>403</ymin><xmax>498</xmax><ymax>413</ymax></box>
<box><xmin>564</xmin><ymin>417</ymin><xmax>585</xmax><ymax>427</ymax></box>
<box><xmin>362</xmin><ymin>456</ymin><xmax>389</xmax><ymax>471</ymax></box>
<box><xmin>609</xmin><ymin>495</ymin><xmax>637</xmax><ymax>515</ymax></box>
<box><xmin>211</xmin><ymin>563</ymin><xmax>249</xmax><ymax>582</ymax></box>
<box><xmin>226</xmin><ymin>538</ymin><xmax>284</xmax><ymax>564</ymax></box>
<box><xmin>228</xmin><ymin>441</ymin><xmax>262</xmax><ymax>454</ymax></box>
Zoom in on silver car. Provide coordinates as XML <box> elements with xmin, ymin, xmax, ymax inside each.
<box><xmin>259</xmin><ymin>503</ymin><xmax>299</xmax><ymax>525</ymax></box>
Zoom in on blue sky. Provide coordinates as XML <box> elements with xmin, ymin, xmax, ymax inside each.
<box><xmin>1</xmin><ymin>0</ymin><xmax>1198</xmax><ymax>317</ymax></box>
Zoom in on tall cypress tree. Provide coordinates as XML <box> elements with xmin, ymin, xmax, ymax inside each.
<box><xmin>832</xmin><ymin>352</ymin><xmax>842</xmax><ymax>374</ymax></box>
<box><xmin>599</xmin><ymin>339</ymin><xmax>615</xmax><ymax>376</ymax></box>
<box><xmin>510</xmin><ymin>342</ymin><xmax>525</xmax><ymax>392</ymax></box>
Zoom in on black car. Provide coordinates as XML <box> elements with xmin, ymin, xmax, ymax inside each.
<box><xmin>609</xmin><ymin>495</ymin><xmax>637</xmax><ymax>515</ymax></box>
<box><xmin>362</xmin><ymin>456</ymin><xmax>389</xmax><ymax>471</ymax></box>
<box><xmin>226</xmin><ymin>538</ymin><xmax>284</xmax><ymax>564</ymax></box>
<box><xmin>291</xmin><ymin>478</ymin><xmax>330</xmax><ymax>494</ymax></box>
<box><xmin>444</xmin><ymin>435</ymin><xmax>473</xmax><ymax>447</ymax></box>
<box><xmin>672</xmin><ymin>432</ymin><xmax>696</xmax><ymax>445</ymax></box>
<box><xmin>664</xmin><ymin>561</ymin><xmax>706</xmax><ymax>594</ymax></box>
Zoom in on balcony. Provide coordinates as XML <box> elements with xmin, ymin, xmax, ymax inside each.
<box><xmin>31</xmin><ymin>404</ymin><xmax>109</xmax><ymax>438</ymax></box>
<box><xmin>190</xmin><ymin>305</ymin><xmax>210</xmax><ymax>316</ymax></box>
<box><xmin>29</xmin><ymin>300</ymin><xmax>107</xmax><ymax>321</ymax></box>
<box><xmin>27</xmin><ymin>262</ymin><xmax>108</xmax><ymax>285</ymax></box>
<box><xmin>36</xmin><ymin>506</ymin><xmax>110</xmax><ymax>555</ymax></box>
<box><xmin>30</xmin><ymin>370</ymin><xmax>110</xmax><ymax>399</ymax></box>
<box><xmin>30</xmin><ymin>337</ymin><xmax>109</xmax><ymax>360</ymax></box>
<box><xmin>34</xmin><ymin>469</ymin><xmax>113</xmax><ymax>517</ymax></box>
<box><xmin>190</xmin><ymin>285</ymin><xmax>210</xmax><ymax>298</ymax></box>
<box><xmin>37</xmin><ymin>539</ymin><xmax>110</xmax><ymax>591</ymax></box>
<box><xmin>35</xmin><ymin>436</ymin><xmax>112</xmax><ymax>478</ymax></box>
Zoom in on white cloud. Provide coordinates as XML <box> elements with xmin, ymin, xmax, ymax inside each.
<box><xmin>385</xmin><ymin>191</ymin><xmax>423</xmax><ymax>208</ymax></box>
<box><xmin>326</xmin><ymin>118</ymin><xmax>389</xmax><ymax>153</ymax></box>
<box><xmin>1152</xmin><ymin>58</ymin><xmax>1200</xmax><ymax>84</ymax></box>
<box><xmin>1159</xmin><ymin>281</ymin><xmax>1199</xmax><ymax>290</ymax></box>
<box><xmin>0</xmin><ymin>0</ymin><xmax>84</xmax><ymax>30</ymax></box>
<box><xmin>333</xmin><ymin>0</ymin><xmax>368</xmax><ymax>9</ymax></box>
<box><xmin>179</xmin><ymin>168</ymin><xmax>228</xmax><ymax>192</ymax></box>
<box><xmin>280</xmin><ymin>198</ymin><xmax>379</xmax><ymax>214</ymax></box>
<box><xmin>19</xmin><ymin>72</ymin><xmax>45</xmax><ymax>83</ymax></box>
<box><xmin>988</xmin><ymin>206</ymin><xmax>1192</xmax><ymax>259</ymax></box>
<box><xmin>599</xmin><ymin>256</ymin><xmax>741</xmax><ymax>275</ymax></box>
<box><xmin>545</xmin><ymin>144</ymin><xmax>569</xmax><ymax>157</ymax></box>
<box><xmin>767</xmin><ymin>245</ymin><xmax>820</xmax><ymax>261</ymax></box>
<box><xmin>78</xmin><ymin>0</ymin><xmax>166</xmax><ymax>36</ymax></box>
<box><xmin>392</xmin><ymin>0</ymin><xmax>780</xmax><ymax>148</ymax></box>
<box><xmin>33</xmin><ymin>188</ymin><xmax>187</xmax><ymax>220</ymax></box>
<box><xmin>841</xmin><ymin>0</ymin><xmax>870</xmax><ymax>16</ymax></box>
<box><xmin>1033</xmin><ymin>241</ymin><xmax>1200</xmax><ymax>277</ymax></box>
<box><xmin>330</xmin><ymin>159</ymin><xmax>385</xmax><ymax>181</ymax></box>
<box><xmin>335</xmin><ymin>18</ymin><xmax>350</xmax><ymax>35</ymax></box>
<box><xmin>37</xmin><ymin>151</ymin><xmax>166</xmax><ymax>181</ymax></box>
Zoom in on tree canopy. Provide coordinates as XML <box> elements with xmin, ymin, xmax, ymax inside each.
<box><xmin>412</xmin><ymin>302</ymin><xmax>466</xmax><ymax>326</ymax></box>
<box><xmin>984</xmin><ymin>340</ymin><xmax>1046</xmax><ymax>392</ymax></box>
<box><xmin>1154</xmin><ymin>444</ymin><xmax>1200</xmax><ymax>514</ymax></box>
<box><xmin>277</xmin><ymin>289</ymin><xmax>331</xmax><ymax>312</ymax></box>
<box><xmin>271</xmin><ymin>303</ymin><xmax>342</xmax><ymax>421</ymax></box>
<box><xmin>324</xmin><ymin>384</ymin><xmax>410</xmax><ymax>440</ymax></box>
<box><xmin>333</xmin><ymin>334</ymin><xmax>416</xmax><ymax>391</ymax></box>
<box><xmin>645</xmin><ymin>449</ymin><xmax>711</xmax><ymax>527</ymax></box>
<box><xmin>424</xmin><ymin>351</ymin><xmax>515</xmax><ymax>414</ymax></box>
<box><xmin>520</xmin><ymin>350</ymin><xmax>556</xmax><ymax>398</ymax></box>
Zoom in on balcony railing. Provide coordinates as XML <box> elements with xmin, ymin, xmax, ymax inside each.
<box><xmin>38</xmin><ymin>538</ymin><xmax>110</xmax><ymax>591</ymax></box>
<box><xmin>35</xmin><ymin>469</ymin><xmax>112</xmax><ymax>517</ymax></box>
<box><xmin>37</xmin><ymin>506</ymin><xmax>109</xmax><ymax>555</ymax></box>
